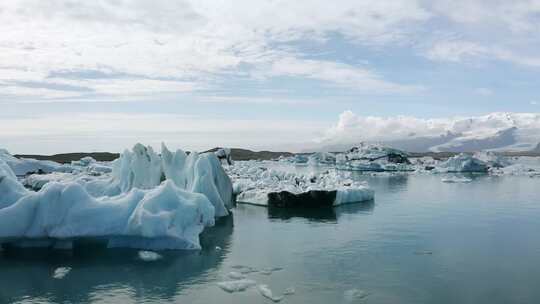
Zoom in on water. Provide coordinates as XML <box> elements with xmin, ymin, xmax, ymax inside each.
<box><xmin>2</xmin><ymin>173</ymin><xmax>540</xmax><ymax>303</ymax></box>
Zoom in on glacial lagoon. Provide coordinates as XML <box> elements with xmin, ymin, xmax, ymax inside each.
<box><xmin>2</xmin><ymin>172</ymin><xmax>540</xmax><ymax>304</ymax></box>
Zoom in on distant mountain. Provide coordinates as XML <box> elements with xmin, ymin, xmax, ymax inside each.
<box><xmin>15</xmin><ymin>152</ymin><xmax>120</xmax><ymax>164</ymax></box>
<box><xmin>315</xmin><ymin>112</ymin><xmax>540</xmax><ymax>153</ymax></box>
<box><xmin>205</xmin><ymin>148</ymin><xmax>293</xmax><ymax>161</ymax></box>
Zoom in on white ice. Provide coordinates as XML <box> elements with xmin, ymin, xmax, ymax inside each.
<box><xmin>229</xmin><ymin>162</ymin><xmax>374</xmax><ymax>206</ymax></box>
<box><xmin>217</xmin><ymin>279</ymin><xmax>257</xmax><ymax>293</ymax></box>
<box><xmin>52</xmin><ymin>267</ymin><xmax>72</xmax><ymax>279</ymax></box>
<box><xmin>258</xmin><ymin>284</ymin><xmax>284</xmax><ymax>302</ymax></box>
<box><xmin>138</xmin><ymin>250</ymin><xmax>163</xmax><ymax>261</ymax></box>
<box><xmin>0</xmin><ymin>156</ymin><xmax>217</xmax><ymax>250</ymax></box>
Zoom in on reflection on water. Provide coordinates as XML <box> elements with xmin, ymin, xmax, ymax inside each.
<box><xmin>3</xmin><ymin>174</ymin><xmax>540</xmax><ymax>304</ymax></box>
<box><xmin>267</xmin><ymin>200</ymin><xmax>375</xmax><ymax>223</ymax></box>
<box><xmin>0</xmin><ymin>216</ymin><xmax>233</xmax><ymax>304</ymax></box>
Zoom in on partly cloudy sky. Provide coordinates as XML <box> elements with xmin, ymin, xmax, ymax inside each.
<box><xmin>1</xmin><ymin>0</ymin><xmax>540</xmax><ymax>153</ymax></box>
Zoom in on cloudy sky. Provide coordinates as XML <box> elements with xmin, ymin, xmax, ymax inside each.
<box><xmin>1</xmin><ymin>0</ymin><xmax>540</xmax><ymax>154</ymax></box>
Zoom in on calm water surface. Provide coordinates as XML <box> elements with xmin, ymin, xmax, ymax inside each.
<box><xmin>2</xmin><ymin>173</ymin><xmax>540</xmax><ymax>304</ymax></box>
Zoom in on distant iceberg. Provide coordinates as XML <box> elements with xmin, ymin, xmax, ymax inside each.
<box><xmin>434</xmin><ymin>154</ymin><xmax>488</xmax><ymax>173</ymax></box>
<box><xmin>229</xmin><ymin>161</ymin><xmax>374</xmax><ymax>207</ymax></box>
<box><xmin>0</xmin><ymin>149</ymin><xmax>71</xmax><ymax>176</ymax></box>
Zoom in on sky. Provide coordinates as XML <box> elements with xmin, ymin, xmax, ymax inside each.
<box><xmin>1</xmin><ymin>0</ymin><xmax>540</xmax><ymax>154</ymax></box>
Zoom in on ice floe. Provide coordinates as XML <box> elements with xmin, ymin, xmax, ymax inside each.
<box><xmin>217</xmin><ymin>279</ymin><xmax>257</xmax><ymax>293</ymax></box>
<box><xmin>441</xmin><ymin>176</ymin><xmax>473</xmax><ymax>183</ymax></box>
<box><xmin>52</xmin><ymin>267</ymin><xmax>72</xmax><ymax>279</ymax></box>
<box><xmin>138</xmin><ymin>250</ymin><xmax>163</xmax><ymax>261</ymax></box>
<box><xmin>258</xmin><ymin>284</ymin><xmax>284</xmax><ymax>302</ymax></box>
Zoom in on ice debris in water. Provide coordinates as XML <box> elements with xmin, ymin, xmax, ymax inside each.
<box><xmin>441</xmin><ymin>176</ymin><xmax>472</xmax><ymax>183</ymax></box>
<box><xmin>231</xmin><ymin>265</ymin><xmax>258</xmax><ymax>274</ymax></box>
<box><xmin>283</xmin><ymin>287</ymin><xmax>296</xmax><ymax>295</ymax></box>
<box><xmin>227</xmin><ymin>272</ymin><xmax>246</xmax><ymax>280</ymax></box>
<box><xmin>138</xmin><ymin>250</ymin><xmax>162</xmax><ymax>261</ymax></box>
<box><xmin>344</xmin><ymin>289</ymin><xmax>370</xmax><ymax>302</ymax></box>
<box><xmin>217</xmin><ymin>279</ymin><xmax>256</xmax><ymax>293</ymax></box>
<box><xmin>258</xmin><ymin>284</ymin><xmax>284</xmax><ymax>302</ymax></box>
<box><xmin>259</xmin><ymin>267</ymin><xmax>283</xmax><ymax>275</ymax></box>
<box><xmin>52</xmin><ymin>267</ymin><xmax>72</xmax><ymax>279</ymax></box>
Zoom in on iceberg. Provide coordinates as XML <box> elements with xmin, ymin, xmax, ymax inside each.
<box><xmin>0</xmin><ymin>142</ymin><xmax>235</xmax><ymax>250</ymax></box>
<box><xmin>434</xmin><ymin>153</ymin><xmax>488</xmax><ymax>173</ymax></box>
<box><xmin>0</xmin><ymin>149</ymin><xmax>71</xmax><ymax>176</ymax></box>
<box><xmin>83</xmin><ymin>143</ymin><xmax>233</xmax><ymax>217</ymax></box>
<box><xmin>229</xmin><ymin>162</ymin><xmax>374</xmax><ymax>207</ymax></box>
<box><xmin>334</xmin><ymin>143</ymin><xmax>412</xmax><ymax>172</ymax></box>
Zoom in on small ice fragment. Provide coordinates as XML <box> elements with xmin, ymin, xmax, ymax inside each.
<box><xmin>344</xmin><ymin>289</ymin><xmax>369</xmax><ymax>302</ymax></box>
<box><xmin>271</xmin><ymin>267</ymin><xmax>283</xmax><ymax>272</ymax></box>
<box><xmin>258</xmin><ymin>284</ymin><xmax>284</xmax><ymax>302</ymax></box>
<box><xmin>217</xmin><ymin>279</ymin><xmax>257</xmax><ymax>293</ymax></box>
<box><xmin>414</xmin><ymin>250</ymin><xmax>433</xmax><ymax>255</ymax></box>
<box><xmin>52</xmin><ymin>267</ymin><xmax>72</xmax><ymax>279</ymax></box>
<box><xmin>441</xmin><ymin>176</ymin><xmax>472</xmax><ymax>183</ymax></box>
<box><xmin>138</xmin><ymin>250</ymin><xmax>163</xmax><ymax>262</ymax></box>
<box><xmin>227</xmin><ymin>271</ymin><xmax>246</xmax><ymax>280</ymax></box>
<box><xmin>259</xmin><ymin>268</ymin><xmax>273</xmax><ymax>275</ymax></box>
<box><xmin>283</xmin><ymin>287</ymin><xmax>295</xmax><ymax>295</ymax></box>
<box><xmin>240</xmin><ymin>267</ymin><xmax>257</xmax><ymax>274</ymax></box>
<box><xmin>215</xmin><ymin>246</ymin><xmax>222</xmax><ymax>251</ymax></box>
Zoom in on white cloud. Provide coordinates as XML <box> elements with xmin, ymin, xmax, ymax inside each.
<box><xmin>0</xmin><ymin>0</ymin><xmax>430</xmax><ymax>101</ymax></box>
<box><xmin>474</xmin><ymin>88</ymin><xmax>494</xmax><ymax>96</ymax></box>
<box><xmin>317</xmin><ymin>110</ymin><xmax>540</xmax><ymax>144</ymax></box>
<box><xmin>268</xmin><ymin>57</ymin><xmax>424</xmax><ymax>93</ymax></box>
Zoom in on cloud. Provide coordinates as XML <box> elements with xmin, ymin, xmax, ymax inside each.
<box><xmin>0</xmin><ymin>0</ymin><xmax>430</xmax><ymax>101</ymax></box>
<box><xmin>425</xmin><ymin>40</ymin><xmax>540</xmax><ymax>67</ymax></box>
<box><xmin>317</xmin><ymin>110</ymin><xmax>540</xmax><ymax>145</ymax></box>
<box><xmin>474</xmin><ymin>87</ymin><xmax>493</xmax><ymax>96</ymax></box>
<box><xmin>268</xmin><ymin>57</ymin><xmax>424</xmax><ymax>94</ymax></box>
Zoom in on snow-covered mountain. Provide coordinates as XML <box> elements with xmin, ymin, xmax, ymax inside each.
<box><xmin>315</xmin><ymin>112</ymin><xmax>540</xmax><ymax>153</ymax></box>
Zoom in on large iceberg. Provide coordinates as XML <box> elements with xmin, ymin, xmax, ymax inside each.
<box><xmin>83</xmin><ymin>143</ymin><xmax>233</xmax><ymax>217</ymax></box>
<box><xmin>0</xmin><ymin>162</ymin><xmax>215</xmax><ymax>249</ymax></box>
<box><xmin>0</xmin><ymin>143</ymin><xmax>234</xmax><ymax>250</ymax></box>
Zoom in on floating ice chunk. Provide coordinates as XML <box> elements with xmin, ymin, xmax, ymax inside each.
<box><xmin>258</xmin><ymin>284</ymin><xmax>284</xmax><ymax>302</ymax></box>
<box><xmin>230</xmin><ymin>164</ymin><xmax>374</xmax><ymax>207</ymax></box>
<box><xmin>227</xmin><ymin>272</ymin><xmax>246</xmax><ymax>280</ymax></box>
<box><xmin>217</xmin><ymin>279</ymin><xmax>256</xmax><ymax>293</ymax></box>
<box><xmin>0</xmin><ymin>149</ymin><xmax>70</xmax><ymax>176</ymax></box>
<box><xmin>435</xmin><ymin>154</ymin><xmax>487</xmax><ymax>173</ymax></box>
<box><xmin>52</xmin><ymin>267</ymin><xmax>72</xmax><ymax>279</ymax></box>
<box><xmin>283</xmin><ymin>287</ymin><xmax>296</xmax><ymax>295</ymax></box>
<box><xmin>138</xmin><ymin>250</ymin><xmax>163</xmax><ymax>261</ymax></box>
<box><xmin>441</xmin><ymin>176</ymin><xmax>472</xmax><ymax>183</ymax></box>
<box><xmin>343</xmin><ymin>289</ymin><xmax>370</xmax><ymax>302</ymax></box>
<box><xmin>259</xmin><ymin>267</ymin><xmax>283</xmax><ymax>275</ymax></box>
